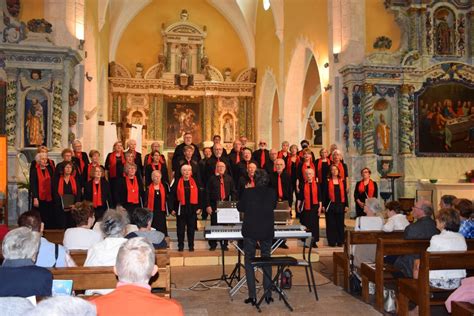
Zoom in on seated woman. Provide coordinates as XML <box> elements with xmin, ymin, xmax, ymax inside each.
<box><xmin>0</xmin><ymin>227</ymin><xmax>52</xmax><ymax>297</ymax></box>
<box><xmin>84</xmin><ymin>209</ymin><xmax>128</xmax><ymax>267</ymax></box>
<box><xmin>125</xmin><ymin>208</ymin><xmax>167</xmax><ymax>249</ymax></box>
<box><xmin>63</xmin><ymin>201</ymin><xmax>102</xmax><ymax>250</ymax></box>
<box><xmin>383</xmin><ymin>201</ymin><xmax>410</xmax><ymax>232</ymax></box>
<box><xmin>415</xmin><ymin>208</ymin><xmax>467</xmax><ymax>290</ymax></box>
<box><xmin>353</xmin><ymin>198</ymin><xmax>384</xmax><ymax>269</ymax></box>
<box><xmin>454</xmin><ymin>198</ymin><xmax>473</xmax><ymax>239</ymax></box>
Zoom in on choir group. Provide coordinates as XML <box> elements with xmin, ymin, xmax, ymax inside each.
<box><xmin>29</xmin><ymin>132</ymin><xmax>379</xmax><ymax>251</ymax></box>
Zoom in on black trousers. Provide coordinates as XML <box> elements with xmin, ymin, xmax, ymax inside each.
<box><xmin>244</xmin><ymin>237</ymin><xmax>272</xmax><ymax>299</ymax></box>
<box><xmin>208</xmin><ymin>210</ymin><xmax>228</xmax><ymax>248</ymax></box>
<box><xmin>152</xmin><ymin>209</ymin><xmax>168</xmax><ymax>236</ymax></box>
<box><xmin>38</xmin><ymin>200</ymin><xmax>55</xmax><ymax>229</ymax></box>
<box><xmin>94</xmin><ymin>206</ymin><xmax>107</xmax><ymax>222</ymax></box>
<box><xmin>325</xmin><ymin>204</ymin><xmax>345</xmax><ymax>246</ymax></box>
<box><xmin>300</xmin><ymin>209</ymin><xmax>320</xmax><ymax>241</ymax></box>
<box><xmin>177</xmin><ymin>206</ymin><xmax>197</xmax><ymax>249</ymax></box>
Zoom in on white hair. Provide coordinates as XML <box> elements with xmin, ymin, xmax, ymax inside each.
<box><xmin>35</xmin><ymin>152</ymin><xmax>48</xmax><ymax>163</ymax></box>
<box><xmin>180</xmin><ymin>164</ymin><xmax>192</xmax><ymax>172</ymax></box>
<box><xmin>365</xmin><ymin>198</ymin><xmax>383</xmax><ymax>214</ymax></box>
<box><xmin>115</xmin><ymin>237</ymin><xmax>155</xmax><ymax>284</ymax></box>
<box><xmin>100</xmin><ymin>209</ymin><xmax>129</xmax><ymax>238</ymax></box>
<box><xmin>2</xmin><ymin>227</ymin><xmax>41</xmax><ymax>260</ymax></box>
<box><xmin>25</xmin><ymin>296</ymin><xmax>96</xmax><ymax>316</ymax></box>
<box><xmin>72</xmin><ymin>139</ymin><xmax>82</xmax><ymax>146</ymax></box>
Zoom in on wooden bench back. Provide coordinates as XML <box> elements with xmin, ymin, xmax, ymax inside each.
<box><xmin>69</xmin><ymin>249</ymin><xmax>170</xmax><ymax>267</ymax></box>
<box><xmin>43</xmin><ymin>229</ymin><xmax>65</xmax><ymax>245</ymax></box>
<box><xmin>343</xmin><ymin>230</ymin><xmax>404</xmax><ymax>257</ymax></box>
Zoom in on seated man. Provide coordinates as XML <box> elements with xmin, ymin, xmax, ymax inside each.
<box><xmin>91</xmin><ymin>237</ymin><xmax>183</xmax><ymax>315</ymax></box>
<box><xmin>18</xmin><ymin>210</ymin><xmax>75</xmax><ymax>267</ymax></box>
<box><xmin>0</xmin><ymin>227</ymin><xmax>52</xmax><ymax>297</ymax></box>
<box><xmin>125</xmin><ymin>208</ymin><xmax>167</xmax><ymax>249</ymax></box>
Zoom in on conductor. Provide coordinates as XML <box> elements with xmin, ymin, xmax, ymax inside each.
<box><xmin>237</xmin><ymin>169</ymin><xmax>277</xmax><ymax>306</ymax></box>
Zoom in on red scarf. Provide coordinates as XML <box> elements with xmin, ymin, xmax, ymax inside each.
<box><xmin>286</xmin><ymin>155</ymin><xmax>300</xmax><ymax>175</ymax></box>
<box><xmin>335</xmin><ymin>162</ymin><xmax>345</xmax><ymax>179</ymax></box>
<box><xmin>249</xmin><ymin>176</ymin><xmax>255</xmax><ymax>188</ymax></box>
<box><xmin>92</xmin><ymin>180</ymin><xmax>102</xmax><ymax>208</ymax></box>
<box><xmin>235</xmin><ymin>152</ymin><xmax>240</xmax><ymax>163</ymax></box>
<box><xmin>109</xmin><ymin>152</ymin><xmax>125</xmax><ymax>178</ymax></box>
<box><xmin>301</xmin><ymin>160</ymin><xmax>316</xmax><ymax>180</ymax></box>
<box><xmin>277</xmin><ymin>174</ymin><xmax>283</xmax><ymax>199</ymax></box>
<box><xmin>177</xmin><ymin>177</ymin><xmax>198</xmax><ymax>205</ymax></box>
<box><xmin>126</xmin><ymin>176</ymin><xmax>139</xmax><ymax>204</ymax></box>
<box><xmin>75</xmin><ymin>152</ymin><xmax>85</xmax><ymax>172</ymax></box>
<box><xmin>151</xmin><ymin>163</ymin><xmax>162</xmax><ymax>171</ymax></box>
<box><xmin>328</xmin><ymin>178</ymin><xmax>345</xmax><ymax>203</ymax></box>
<box><xmin>87</xmin><ymin>163</ymin><xmax>99</xmax><ymax>181</ymax></box>
<box><xmin>58</xmin><ymin>175</ymin><xmax>77</xmax><ymax>196</ymax></box>
<box><xmin>36</xmin><ymin>165</ymin><xmax>52</xmax><ymax>201</ymax></box>
<box><xmin>304</xmin><ymin>181</ymin><xmax>319</xmax><ymax>210</ymax></box>
<box><xmin>358</xmin><ymin>179</ymin><xmax>375</xmax><ymax>198</ymax></box>
<box><xmin>260</xmin><ymin>150</ymin><xmax>266</xmax><ymax>168</ymax></box>
<box><xmin>147</xmin><ymin>183</ymin><xmax>166</xmax><ymax>211</ymax></box>
<box><xmin>277</xmin><ymin>150</ymin><xmax>288</xmax><ymax>159</ymax></box>
<box><xmin>317</xmin><ymin>159</ymin><xmax>329</xmax><ymax>183</ymax></box>
<box><xmin>220</xmin><ymin>176</ymin><xmax>226</xmax><ymax>200</ymax></box>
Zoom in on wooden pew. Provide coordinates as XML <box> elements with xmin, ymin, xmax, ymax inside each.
<box><xmin>362</xmin><ymin>239</ymin><xmax>474</xmax><ymax>312</ymax></box>
<box><xmin>360</xmin><ymin>239</ymin><xmax>430</xmax><ymax>312</ymax></box>
<box><xmin>43</xmin><ymin>229</ymin><xmax>65</xmax><ymax>245</ymax></box>
<box><xmin>452</xmin><ymin>301</ymin><xmax>474</xmax><ymax>316</ymax></box>
<box><xmin>332</xmin><ymin>230</ymin><xmax>404</xmax><ymax>290</ymax></box>
<box><xmin>398</xmin><ymin>250</ymin><xmax>474</xmax><ymax>316</ymax></box>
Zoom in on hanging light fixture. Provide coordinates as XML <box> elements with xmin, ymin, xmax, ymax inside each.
<box><xmin>263</xmin><ymin>0</ymin><xmax>271</xmax><ymax>11</ymax></box>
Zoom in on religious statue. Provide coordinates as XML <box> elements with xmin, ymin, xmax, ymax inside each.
<box><xmin>376</xmin><ymin>113</ymin><xmax>390</xmax><ymax>155</ymax></box>
<box><xmin>223</xmin><ymin>117</ymin><xmax>234</xmax><ymax>143</ymax></box>
<box><xmin>224</xmin><ymin>67</ymin><xmax>232</xmax><ymax>82</ymax></box>
<box><xmin>436</xmin><ymin>17</ymin><xmax>452</xmax><ymax>55</ymax></box>
<box><xmin>180</xmin><ymin>9</ymin><xmax>189</xmax><ymax>21</ymax></box>
<box><xmin>26</xmin><ymin>98</ymin><xmax>45</xmax><ymax>146</ymax></box>
<box><xmin>200</xmin><ymin>50</ymin><xmax>209</xmax><ymax>74</ymax></box>
<box><xmin>180</xmin><ymin>51</ymin><xmax>188</xmax><ymax>74</ymax></box>
<box><xmin>135</xmin><ymin>63</ymin><xmax>144</xmax><ymax>78</ymax></box>
<box><xmin>156</xmin><ymin>54</ymin><xmax>166</xmax><ymax>79</ymax></box>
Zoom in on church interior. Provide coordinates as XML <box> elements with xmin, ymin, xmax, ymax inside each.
<box><xmin>0</xmin><ymin>0</ymin><xmax>474</xmax><ymax>315</ymax></box>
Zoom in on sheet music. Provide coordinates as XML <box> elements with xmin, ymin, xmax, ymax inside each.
<box><xmin>217</xmin><ymin>208</ymin><xmax>240</xmax><ymax>224</ymax></box>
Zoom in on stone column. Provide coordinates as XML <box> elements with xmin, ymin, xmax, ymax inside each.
<box><xmin>362</xmin><ymin>83</ymin><xmax>375</xmax><ymax>155</ymax></box>
<box><xmin>238</xmin><ymin>96</ymin><xmax>246</xmax><ymax>139</ymax></box>
<box><xmin>212</xmin><ymin>96</ymin><xmax>219</xmax><ymax>137</ymax></box>
<box><xmin>203</xmin><ymin>95</ymin><xmax>213</xmax><ymax>142</ymax></box>
<box><xmin>111</xmin><ymin>93</ymin><xmax>119</xmax><ymax>123</ymax></box>
<box><xmin>51</xmin><ymin>78</ymin><xmax>63</xmax><ymax>149</ymax></box>
<box><xmin>246</xmin><ymin>97</ymin><xmax>254</xmax><ymax>141</ymax></box>
<box><xmin>156</xmin><ymin>94</ymin><xmax>164</xmax><ymax>140</ymax></box>
<box><xmin>147</xmin><ymin>94</ymin><xmax>156</xmax><ymax>140</ymax></box>
<box><xmin>5</xmin><ymin>70</ymin><xmax>17</xmax><ymax>148</ymax></box>
<box><xmin>398</xmin><ymin>84</ymin><xmax>414</xmax><ymax>155</ymax></box>
<box><xmin>61</xmin><ymin>60</ymin><xmax>73</xmax><ymax>147</ymax></box>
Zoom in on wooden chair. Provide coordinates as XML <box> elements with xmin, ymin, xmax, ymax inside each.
<box><xmin>452</xmin><ymin>301</ymin><xmax>474</xmax><ymax>316</ymax></box>
<box><xmin>332</xmin><ymin>230</ymin><xmax>404</xmax><ymax>290</ymax></box>
<box><xmin>43</xmin><ymin>229</ymin><xmax>65</xmax><ymax>245</ymax></box>
<box><xmin>398</xmin><ymin>250</ymin><xmax>474</xmax><ymax>316</ymax></box>
<box><xmin>360</xmin><ymin>238</ymin><xmax>430</xmax><ymax>311</ymax></box>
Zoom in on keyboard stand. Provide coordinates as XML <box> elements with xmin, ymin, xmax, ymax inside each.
<box><xmin>200</xmin><ymin>240</ymin><xmax>242</xmax><ymax>287</ymax></box>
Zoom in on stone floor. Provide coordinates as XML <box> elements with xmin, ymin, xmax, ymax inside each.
<box><xmin>171</xmin><ymin>256</ymin><xmax>381</xmax><ymax>316</ymax></box>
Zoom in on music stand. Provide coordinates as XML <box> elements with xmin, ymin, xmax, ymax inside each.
<box><xmin>274</xmin><ymin>201</ymin><xmax>290</xmax><ymax>224</ymax></box>
<box><xmin>61</xmin><ymin>194</ymin><xmax>75</xmax><ymax>211</ymax></box>
<box><xmin>383</xmin><ymin>173</ymin><xmax>402</xmax><ymax>201</ymax></box>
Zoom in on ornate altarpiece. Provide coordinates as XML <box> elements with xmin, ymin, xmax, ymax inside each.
<box><xmin>339</xmin><ymin>0</ymin><xmax>474</xmax><ymax>199</ymax></box>
<box><xmin>108</xmin><ymin>11</ymin><xmax>257</xmax><ymax>153</ymax></box>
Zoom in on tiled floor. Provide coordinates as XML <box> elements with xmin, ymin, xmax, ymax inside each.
<box><xmin>171</xmin><ymin>259</ymin><xmax>381</xmax><ymax>316</ymax></box>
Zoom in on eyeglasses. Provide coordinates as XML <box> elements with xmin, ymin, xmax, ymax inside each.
<box><xmin>259</xmin><ymin>142</ymin><xmax>266</xmax><ymax>145</ymax></box>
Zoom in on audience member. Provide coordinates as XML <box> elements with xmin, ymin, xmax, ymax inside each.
<box><xmin>439</xmin><ymin>194</ymin><xmax>457</xmax><ymax>209</ymax></box>
<box><xmin>0</xmin><ymin>227</ymin><xmax>52</xmax><ymax>297</ymax></box>
<box><xmin>454</xmin><ymin>198</ymin><xmax>474</xmax><ymax>239</ymax></box>
<box><xmin>91</xmin><ymin>238</ymin><xmax>183</xmax><ymax>315</ymax></box>
<box><xmin>18</xmin><ymin>210</ymin><xmax>74</xmax><ymax>268</ymax></box>
<box><xmin>445</xmin><ymin>277</ymin><xmax>474</xmax><ymax>313</ymax></box>
<box><xmin>125</xmin><ymin>208</ymin><xmax>167</xmax><ymax>249</ymax></box>
<box><xmin>63</xmin><ymin>201</ymin><xmax>102</xmax><ymax>250</ymax></box>
<box><xmin>383</xmin><ymin>201</ymin><xmax>410</xmax><ymax>232</ymax></box>
<box><xmin>0</xmin><ymin>297</ymin><xmax>34</xmax><ymax>315</ymax></box>
<box><xmin>414</xmin><ymin>208</ymin><xmax>466</xmax><ymax>289</ymax></box>
<box><xmin>25</xmin><ymin>296</ymin><xmax>96</xmax><ymax>316</ymax></box>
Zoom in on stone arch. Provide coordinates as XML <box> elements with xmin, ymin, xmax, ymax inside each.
<box><xmin>282</xmin><ymin>37</ymin><xmax>323</xmax><ymax>145</ymax></box>
<box><xmin>257</xmin><ymin>68</ymin><xmax>278</xmax><ymax>146</ymax></box>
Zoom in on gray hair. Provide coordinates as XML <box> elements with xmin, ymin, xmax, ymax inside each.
<box><xmin>35</xmin><ymin>152</ymin><xmax>48</xmax><ymax>163</ymax></box>
<box><xmin>116</xmin><ymin>237</ymin><xmax>155</xmax><ymax>284</ymax></box>
<box><xmin>365</xmin><ymin>198</ymin><xmax>383</xmax><ymax>214</ymax></box>
<box><xmin>100</xmin><ymin>209</ymin><xmax>129</xmax><ymax>238</ymax></box>
<box><xmin>25</xmin><ymin>296</ymin><xmax>96</xmax><ymax>316</ymax></box>
<box><xmin>123</xmin><ymin>162</ymin><xmax>137</xmax><ymax>174</ymax></box>
<box><xmin>419</xmin><ymin>200</ymin><xmax>434</xmax><ymax>217</ymax></box>
<box><xmin>72</xmin><ymin>139</ymin><xmax>81</xmax><ymax>146</ymax></box>
<box><xmin>2</xmin><ymin>227</ymin><xmax>41</xmax><ymax>260</ymax></box>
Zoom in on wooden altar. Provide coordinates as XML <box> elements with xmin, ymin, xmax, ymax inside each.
<box><xmin>417</xmin><ymin>180</ymin><xmax>474</xmax><ymax>214</ymax></box>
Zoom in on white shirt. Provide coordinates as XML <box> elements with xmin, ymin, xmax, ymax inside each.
<box><xmin>353</xmin><ymin>216</ymin><xmax>384</xmax><ymax>268</ymax></box>
<box><xmin>427</xmin><ymin>230</ymin><xmax>467</xmax><ymax>280</ymax></box>
<box><xmin>63</xmin><ymin>227</ymin><xmax>103</xmax><ymax>250</ymax></box>
<box><xmin>355</xmin><ymin>216</ymin><xmax>384</xmax><ymax>231</ymax></box>
<box><xmin>84</xmin><ymin>237</ymin><xmax>127</xmax><ymax>267</ymax></box>
<box><xmin>383</xmin><ymin>214</ymin><xmax>410</xmax><ymax>232</ymax></box>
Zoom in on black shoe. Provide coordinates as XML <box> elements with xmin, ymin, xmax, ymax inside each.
<box><xmin>264</xmin><ymin>297</ymin><xmax>274</xmax><ymax>304</ymax></box>
<box><xmin>311</xmin><ymin>242</ymin><xmax>318</xmax><ymax>248</ymax></box>
<box><xmin>336</xmin><ymin>243</ymin><xmax>343</xmax><ymax>247</ymax></box>
<box><xmin>244</xmin><ymin>298</ymin><xmax>256</xmax><ymax>305</ymax></box>
<box><xmin>178</xmin><ymin>247</ymin><xmax>184</xmax><ymax>252</ymax></box>
<box><xmin>222</xmin><ymin>245</ymin><xmax>229</xmax><ymax>251</ymax></box>
<box><xmin>209</xmin><ymin>246</ymin><xmax>217</xmax><ymax>251</ymax></box>
<box><xmin>189</xmin><ymin>247</ymin><xmax>194</xmax><ymax>252</ymax></box>
<box><xmin>328</xmin><ymin>244</ymin><xmax>336</xmax><ymax>247</ymax></box>
<box><xmin>280</xmin><ymin>243</ymin><xmax>289</xmax><ymax>249</ymax></box>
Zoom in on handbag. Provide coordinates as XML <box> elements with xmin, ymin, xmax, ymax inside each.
<box><xmin>383</xmin><ymin>288</ymin><xmax>397</xmax><ymax>313</ymax></box>
<box><xmin>348</xmin><ymin>254</ymin><xmax>361</xmax><ymax>295</ymax></box>
<box><xmin>280</xmin><ymin>268</ymin><xmax>293</xmax><ymax>289</ymax></box>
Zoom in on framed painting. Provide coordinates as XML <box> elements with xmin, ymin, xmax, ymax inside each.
<box><xmin>415</xmin><ymin>81</ymin><xmax>474</xmax><ymax>157</ymax></box>
<box><xmin>164</xmin><ymin>101</ymin><xmax>202</xmax><ymax>149</ymax></box>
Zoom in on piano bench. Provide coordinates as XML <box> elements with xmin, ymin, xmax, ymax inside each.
<box><xmin>251</xmin><ymin>256</ymin><xmax>298</xmax><ymax>267</ymax></box>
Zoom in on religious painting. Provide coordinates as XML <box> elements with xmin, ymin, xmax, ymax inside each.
<box><xmin>415</xmin><ymin>81</ymin><xmax>474</xmax><ymax>157</ymax></box>
<box><xmin>24</xmin><ymin>90</ymin><xmax>48</xmax><ymax>148</ymax></box>
<box><xmin>165</xmin><ymin>102</ymin><xmax>202</xmax><ymax>148</ymax></box>
<box><xmin>221</xmin><ymin>113</ymin><xmax>235</xmax><ymax>143</ymax></box>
